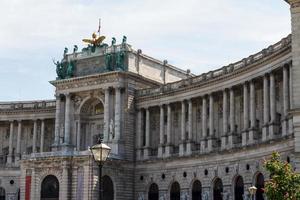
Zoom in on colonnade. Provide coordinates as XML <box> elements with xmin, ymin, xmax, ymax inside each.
<box><xmin>137</xmin><ymin>65</ymin><xmax>292</xmax><ymax>160</ymax></box>
<box><xmin>54</xmin><ymin>87</ymin><xmax>123</xmax><ymax>151</ymax></box>
<box><xmin>5</xmin><ymin>119</ymin><xmax>47</xmax><ymax>165</ymax></box>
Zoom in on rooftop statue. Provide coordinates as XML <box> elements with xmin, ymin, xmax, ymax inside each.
<box><xmin>111</xmin><ymin>37</ymin><xmax>116</xmax><ymax>46</ymax></box>
<box><xmin>82</xmin><ymin>32</ymin><xmax>106</xmax><ymax>47</ymax></box>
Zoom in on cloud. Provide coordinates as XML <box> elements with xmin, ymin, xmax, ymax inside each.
<box><xmin>0</xmin><ymin>0</ymin><xmax>291</xmax><ymax>101</ymax></box>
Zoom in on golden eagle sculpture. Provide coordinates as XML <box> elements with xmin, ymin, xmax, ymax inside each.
<box><xmin>82</xmin><ymin>32</ymin><xmax>106</xmax><ymax>46</ymax></box>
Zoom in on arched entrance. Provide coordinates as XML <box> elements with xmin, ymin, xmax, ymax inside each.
<box><xmin>41</xmin><ymin>175</ymin><xmax>59</xmax><ymax>200</ymax></box>
<box><xmin>103</xmin><ymin>175</ymin><xmax>114</xmax><ymax>200</ymax></box>
<box><xmin>234</xmin><ymin>176</ymin><xmax>244</xmax><ymax>200</ymax></box>
<box><xmin>192</xmin><ymin>180</ymin><xmax>202</xmax><ymax>200</ymax></box>
<box><xmin>255</xmin><ymin>173</ymin><xmax>265</xmax><ymax>200</ymax></box>
<box><xmin>170</xmin><ymin>182</ymin><xmax>180</xmax><ymax>200</ymax></box>
<box><xmin>79</xmin><ymin>98</ymin><xmax>104</xmax><ymax>150</ymax></box>
<box><xmin>0</xmin><ymin>187</ymin><xmax>5</xmax><ymax>200</ymax></box>
<box><xmin>148</xmin><ymin>183</ymin><xmax>159</xmax><ymax>200</ymax></box>
<box><xmin>213</xmin><ymin>178</ymin><xmax>223</xmax><ymax>200</ymax></box>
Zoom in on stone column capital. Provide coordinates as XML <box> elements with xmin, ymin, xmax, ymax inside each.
<box><xmin>55</xmin><ymin>93</ymin><xmax>61</xmax><ymax>99</ymax></box>
<box><xmin>64</xmin><ymin>92</ymin><xmax>71</xmax><ymax>98</ymax></box>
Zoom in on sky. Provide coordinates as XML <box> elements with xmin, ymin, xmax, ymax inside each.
<box><xmin>0</xmin><ymin>0</ymin><xmax>291</xmax><ymax>101</ymax></box>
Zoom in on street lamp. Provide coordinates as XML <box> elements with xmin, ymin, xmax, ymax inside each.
<box><xmin>248</xmin><ymin>186</ymin><xmax>257</xmax><ymax>200</ymax></box>
<box><xmin>90</xmin><ymin>138</ymin><xmax>111</xmax><ymax>200</ymax></box>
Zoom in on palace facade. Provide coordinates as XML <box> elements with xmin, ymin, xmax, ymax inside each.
<box><xmin>1</xmin><ymin>1</ymin><xmax>300</xmax><ymax>200</ymax></box>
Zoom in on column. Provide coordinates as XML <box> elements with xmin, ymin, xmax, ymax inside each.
<box><xmin>40</xmin><ymin>119</ymin><xmax>45</xmax><ymax>153</ymax></box>
<box><xmin>228</xmin><ymin>87</ymin><xmax>235</xmax><ymax>148</ymax></box>
<box><xmin>16</xmin><ymin>120</ymin><xmax>22</xmax><ymax>161</ymax></box>
<box><xmin>54</xmin><ymin>94</ymin><xmax>61</xmax><ymax>146</ymax></box>
<box><xmin>262</xmin><ymin>75</ymin><xmax>270</xmax><ymax>141</ymax></box>
<box><xmin>186</xmin><ymin>99</ymin><xmax>193</xmax><ymax>155</ymax></box>
<box><xmin>103</xmin><ymin>88</ymin><xmax>110</xmax><ymax>142</ymax></box>
<box><xmin>288</xmin><ymin>63</ymin><xmax>293</xmax><ymax>135</ymax></box>
<box><xmin>64</xmin><ymin>93</ymin><xmax>71</xmax><ymax>145</ymax></box>
<box><xmin>288</xmin><ymin>0</ymin><xmax>300</xmax><ymax>162</ymax></box>
<box><xmin>114</xmin><ymin>87</ymin><xmax>121</xmax><ymax>141</ymax></box>
<box><xmin>144</xmin><ymin>107</ymin><xmax>150</xmax><ymax>158</ymax></box>
<box><xmin>208</xmin><ymin>93</ymin><xmax>215</xmax><ymax>152</ymax></box>
<box><xmin>221</xmin><ymin>89</ymin><xmax>228</xmax><ymax>150</ymax></box>
<box><xmin>179</xmin><ymin>101</ymin><xmax>186</xmax><ymax>156</ymax></box>
<box><xmin>165</xmin><ymin>104</ymin><xmax>172</xmax><ymax>157</ymax></box>
<box><xmin>282</xmin><ymin>66</ymin><xmax>289</xmax><ymax>136</ymax></box>
<box><xmin>242</xmin><ymin>82</ymin><xmax>249</xmax><ymax>146</ymax></box>
<box><xmin>7</xmin><ymin>121</ymin><xmax>14</xmax><ymax>164</ymax></box>
<box><xmin>158</xmin><ymin>105</ymin><xmax>164</xmax><ymax>158</ymax></box>
<box><xmin>32</xmin><ymin>120</ymin><xmax>37</xmax><ymax>153</ymax></box>
<box><xmin>269</xmin><ymin>72</ymin><xmax>276</xmax><ymax>139</ymax></box>
<box><xmin>201</xmin><ymin>96</ymin><xmax>207</xmax><ymax>152</ymax></box>
<box><xmin>249</xmin><ymin>80</ymin><xmax>256</xmax><ymax>144</ymax></box>
<box><xmin>76</xmin><ymin>119</ymin><xmax>81</xmax><ymax>151</ymax></box>
<box><xmin>136</xmin><ymin>109</ymin><xmax>143</xmax><ymax>160</ymax></box>
<box><xmin>60</xmin><ymin>164</ymin><xmax>69</xmax><ymax>200</ymax></box>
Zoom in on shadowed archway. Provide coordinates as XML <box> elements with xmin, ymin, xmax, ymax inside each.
<box><xmin>213</xmin><ymin>178</ymin><xmax>223</xmax><ymax>200</ymax></box>
<box><xmin>103</xmin><ymin>175</ymin><xmax>114</xmax><ymax>200</ymax></box>
<box><xmin>192</xmin><ymin>180</ymin><xmax>202</xmax><ymax>200</ymax></box>
<box><xmin>234</xmin><ymin>176</ymin><xmax>244</xmax><ymax>200</ymax></box>
<box><xmin>0</xmin><ymin>187</ymin><xmax>5</xmax><ymax>200</ymax></box>
<box><xmin>148</xmin><ymin>183</ymin><xmax>159</xmax><ymax>200</ymax></box>
<box><xmin>170</xmin><ymin>182</ymin><xmax>180</xmax><ymax>200</ymax></box>
<box><xmin>41</xmin><ymin>175</ymin><xmax>59</xmax><ymax>200</ymax></box>
<box><xmin>255</xmin><ymin>173</ymin><xmax>265</xmax><ymax>200</ymax></box>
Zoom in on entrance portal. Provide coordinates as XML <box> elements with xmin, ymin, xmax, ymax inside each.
<box><xmin>170</xmin><ymin>182</ymin><xmax>180</xmax><ymax>200</ymax></box>
<box><xmin>192</xmin><ymin>180</ymin><xmax>202</xmax><ymax>200</ymax></box>
<box><xmin>103</xmin><ymin>176</ymin><xmax>114</xmax><ymax>200</ymax></box>
<box><xmin>234</xmin><ymin>176</ymin><xmax>244</xmax><ymax>200</ymax></box>
<box><xmin>148</xmin><ymin>183</ymin><xmax>159</xmax><ymax>200</ymax></box>
<box><xmin>213</xmin><ymin>178</ymin><xmax>223</xmax><ymax>200</ymax></box>
<box><xmin>41</xmin><ymin>175</ymin><xmax>59</xmax><ymax>200</ymax></box>
<box><xmin>0</xmin><ymin>187</ymin><xmax>5</xmax><ymax>200</ymax></box>
<box><xmin>255</xmin><ymin>173</ymin><xmax>265</xmax><ymax>200</ymax></box>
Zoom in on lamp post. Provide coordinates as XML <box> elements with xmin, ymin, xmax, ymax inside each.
<box><xmin>248</xmin><ymin>186</ymin><xmax>257</xmax><ymax>200</ymax></box>
<box><xmin>90</xmin><ymin>138</ymin><xmax>111</xmax><ymax>200</ymax></box>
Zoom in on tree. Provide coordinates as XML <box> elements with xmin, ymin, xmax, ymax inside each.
<box><xmin>263</xmin><ymin>152</ymin><xmax>300</xmax><ymax>200</ymax></box>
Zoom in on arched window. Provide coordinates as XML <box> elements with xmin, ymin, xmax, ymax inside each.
<box><xmin>41</xmin><ymin>175</ymin><xmax>59</xmax><ymax>200</ymax></box>
<box><xmin>94</xmin><ymin>103</ymin><xmax>104</xmax><ymax>115</ymax></box>
<box><xmin>103</xmin><ymin>176</ymin><xmax>114</xmax><ymax>200</ymax></box>
<box><xmin>170</xmin><ymin>182</ymin><xmax>180</xmax><ymax>200</ymax></box>
<box><xmin>255</xmin><ymin>173</ymin><xmax>265</xmax><ymax>200</ymax></box>
<box><xmin>148</xmin><ymin>183</ymin><xmax>159</xmax><ymax>200</ymax></box>
<box><xmin>192</xmin><ymin>180</ymin><xmax>202</xmax><ymax>200</ymax></box>
<box><xmin>234</xmin><ymin>176</ymin><xmax>244</xmax><ymax>200</ymax></box>
<box><xmin>0</xmin><ymin>187</ymin><xmax>5</xmax><ymax>200</ymax></box>
<box><xmin>213</xmin><ymin>178</ymin><xmax>223</xmax><ymax>200</ymax></box>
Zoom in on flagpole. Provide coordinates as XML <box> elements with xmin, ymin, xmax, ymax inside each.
<box><xmin>98</xmin><ymin>18</ymin><xmax>101</xmax><ymax>36</ymax></box>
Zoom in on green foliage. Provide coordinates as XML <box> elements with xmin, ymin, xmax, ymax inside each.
<box><xmin>263</xmin><ymin>152</ymin><xmax>300</xmax><ymax>200</ymax></box>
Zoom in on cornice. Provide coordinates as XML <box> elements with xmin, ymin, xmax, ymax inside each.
<box><xmin>50</xmin><ymin>71</ymin><xmax>161</xmax><ymax>92</ymax></box>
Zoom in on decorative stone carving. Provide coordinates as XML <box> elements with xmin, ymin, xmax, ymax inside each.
<box><xmin>138</xmin><ymin>193</ymin><xmax>145</xmax><ymax>200</ymax></box>
<box><xmin>202</xmin><ymin>191</ymin><xmax>209</xmax><ymax>200</ymax></box>
<box><xmin>109</xmin><ymin>119</ymin><xmax>115</xmax><ymax>139</ymax></box>
<box><xmin>181</xmin><ymin>192</ymin><xmax>189</xmax><ymax>200</ymax></box>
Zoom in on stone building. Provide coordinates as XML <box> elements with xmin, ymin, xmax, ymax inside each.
<box><xmin>0</xmin><ymin>1</ymin><xmax>300</xmax><ymax>200</ymax></box>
